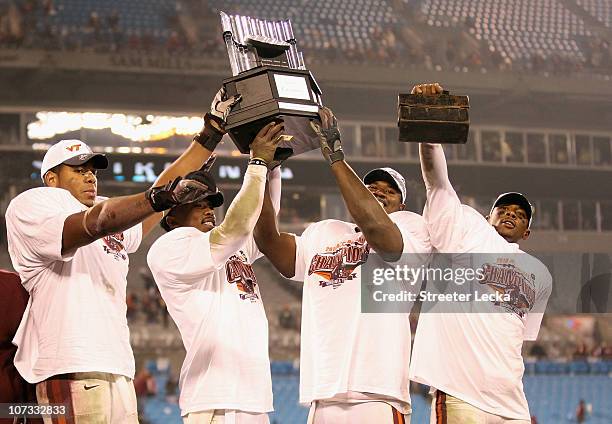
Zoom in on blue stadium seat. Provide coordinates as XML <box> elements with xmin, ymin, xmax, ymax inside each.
<box><xmin>569</xmin><ymin>360</ymin><xmax>590</xmax><ymax>374</ymax></box>
<box><xmin>535</xmin><ymin>360</ymin><xmax>569</xmax><ymax>374</ymax></box>
<box><xmin>140</xmin><ymin>367</ymin><xmax>612</xmax><ymax>424</ymax></box>
<box><xmin>589</xmin><ymin>360</ymin><xmax>610</xmax><ymax>375</ymax></box>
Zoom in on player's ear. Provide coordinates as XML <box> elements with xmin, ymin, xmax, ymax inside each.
<box><xmin>521</xmin><ymin>228</ymin><xmax>531</xmax><ymax>240</ymax></box>
<box><xmin>44</xmin><ymin>170</ymin><xmax>58</xmax><ymax>187</ymax></box>
<box><xmin>400</xmin><ymin>203</ymin><xmax>405</xmax><ymax>211</ymax></box>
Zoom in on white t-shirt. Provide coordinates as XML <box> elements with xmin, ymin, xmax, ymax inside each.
<box><xmin>5</xmin><ymin>187</ymin><xmax>142</xmax><ymax>383</ymax></box>
<box><xmin>409</xmin><ymin>182</ymin><xmax>552</xmax><ymax>420</ymax></box>
<box><xmin>292</xmin><ymin>212</ymin><xmax>432</xmax><ymax>412</ymax></box>
<box><xmin>147</xmin><ymin>227</ymin><xmax>273</xmax><ymax>416</ymax></box>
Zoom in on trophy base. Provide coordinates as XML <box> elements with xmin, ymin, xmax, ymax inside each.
<box><xmin>223</xmin><ymin>66</ymin><xmax>322</xmax><ymax>156</ymax></box>
<box><xmin>397</xmin><ymin>93</ymin><xmax>470</xmax><ymax>144</ymax></box>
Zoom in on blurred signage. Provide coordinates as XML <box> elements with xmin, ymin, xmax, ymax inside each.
<box><xmin>108</xmin><ymin>54</ymin><xmax>228</xmax><ymax>73</ymax></box>
<box><xmin>5</xmin><ymin>151</ymin><xmax>308</xmax><ymax>186</ymax></box>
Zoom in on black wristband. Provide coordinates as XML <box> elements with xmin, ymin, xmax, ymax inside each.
<box><xmin>248</xmin><ymin>158</ymin><xmax>268</xmax><ymax>168</ymax></box>
<box><xmin>193</xmin><ymin>113</ymin><xmax>224</xmax><ymax>150</ymax></box>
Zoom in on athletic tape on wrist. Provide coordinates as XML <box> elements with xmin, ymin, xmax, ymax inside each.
<box><xmin>82</xmin><ymin>207</ymin><xmax>94</xmax><ymax>238</ymax></box>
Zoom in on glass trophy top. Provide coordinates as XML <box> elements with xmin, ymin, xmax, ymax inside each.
<box><xmin>220</xmin><ymin>11</ymin><xmax>306</xmax><ymax>76</ymax></box>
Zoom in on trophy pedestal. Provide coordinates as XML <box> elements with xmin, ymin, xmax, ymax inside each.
<box><xmin>223</xmin><ymin>66</ymin><xmax>322</xmax><ymax>157</ymax></box>
<box><xmin>397</xmin><ymin>93</ymin><xmax>470</xmax><ymax>144</ymax></box>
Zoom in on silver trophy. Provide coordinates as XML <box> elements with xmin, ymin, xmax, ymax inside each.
<box><xmin>220</xmin><ymin>12</ymin><xmax>323</xmax><ymax>160</ymax></box>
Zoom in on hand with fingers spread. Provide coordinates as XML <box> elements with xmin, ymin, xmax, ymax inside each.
<box><xmin>193</xmin><ymin>86</ymin><xmax>242</xmax><ymax>151</ymax></box>
<box><xmin>310</xmin><ymin>107</ymin><xmax>344</xmax><ymax>165</ymax></box>
<box><xmin>411</xmin><ymin>82</ymin><xmax>444</xmax><ymax>95</ymax></box>
<box><xmin>249</xmin><ymin>121</ymin><xmax>286</xmax><ymax>168</ymax></box>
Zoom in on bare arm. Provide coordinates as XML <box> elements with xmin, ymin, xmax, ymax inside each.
<box><xmin>254</xmin><ymin>183</ymin><xmax>297</xmax><ymax>278</ymax></box>
<box><xmin>330</xmin><ymin>160</ymin><xmax>403</xmax><ymax>261</ymax></box>
<box><xmin>62</xmin><ymin>192</ymin><xmax>155</xmax><ymax>254</ymax></box>
<box><xmin>58</xmin><ymin>141</ymin><xmax>213</xmax><ymax>254</ymax></box>
<box><xmin>312</xmin><ymin>107</ymin><xmax>403</xmax><ymax>261</ymax></box>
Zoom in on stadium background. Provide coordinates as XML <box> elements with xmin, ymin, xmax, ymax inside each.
<box><xmin>0</xmin><ymin>0</ymin><xmax>611</xmax><ymax>422</ymax></box>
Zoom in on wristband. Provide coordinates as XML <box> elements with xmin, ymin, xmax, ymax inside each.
<box><xmin>248</xmin><ymin>158</ymin><xmax>268</xmax><ymax>167</ymax></box>
<box><xmin>193</xmin><ymin>113</ymin><xmax>224</xmax><ymax>150</ymax></box>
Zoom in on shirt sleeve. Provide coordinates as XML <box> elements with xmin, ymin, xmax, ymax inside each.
<box><xmin>388</xmin><ymin>212</ymin><xmax>433</xmax><ymax>255</ymax></box>
<box><xmin>291</xmin><ymin>222</ymin><xmax>319</xmax><ymax>282</ymax></box>
<box><xmin>423</xmin><ymin>183</ymin><xmax>470</xmax><ymax>252</ymax></box>
<box><xmin>209</xmin><ymin>165</ymin><xmax>267</xmax><ymax>264</ymax></box>
<box><xmin>421</xmin><ymin>144</ymin><xmax>470</xmax><ymax>252</ymax></box>
<box><xmin>241</xmin><ymin>233</ymin><xmax>263</xmax><ymax>263</ymax></box>
<box><xmin>524</xmin><ymin>268</ymin><xmax>552</xmax><ymax>341</ymax></box>
<box><xmin>6</xmin><ymin>188</ymin><xmax>84</xmax><ymax>283</ymax></box>
<box><xmin>122</xmin><ymin>223</ymin><xmax>143</xmax><ymax>254</ymax></box>
<box><xmin>147</xmin><ymin>228</ymin><xmax>220</xmax><ymax>285</ymax></box>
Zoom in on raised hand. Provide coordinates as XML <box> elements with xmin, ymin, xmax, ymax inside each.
<box><xmin>310</xmin><ymin>107</ymin><xmax>344</xmax><ymax>165</ymax></box>
<box><xmin>250</xmin><ymin>121</ymin><xmax>286</xmax><ymax>168</ymax></box>
<box><xmin>411</xmin><ymin>83</ymin><xmax>444</xmax><ymax>95</ymax></box>
<box><xmin>193</xmin><ymin>87</ymin><xmax>242</xmax><ymax>151</ymax></box>
<box><xmin>210</xmin><ymin>86</ymin><xmax>242</xmax><ymax>128</ymax></box>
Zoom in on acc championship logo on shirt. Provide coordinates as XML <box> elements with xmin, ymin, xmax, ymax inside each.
<box><xmin>102</xmin><ymin>233</ymin><xmax>127</xmax><ymax>260</ymax></box>
<box><xmin>478</xmin><ymin>260</ymin><xmax>537</xmax><ymax>318</ymax></box>
<box><xmin>225</xmin><ymin>251</ymin><xmax>259</xmax><ymax>302</ymax></box>
<box><xmin>308</xmin><ymin>235</ymin><xmax>370</xmax><ymax>289</ymax></box>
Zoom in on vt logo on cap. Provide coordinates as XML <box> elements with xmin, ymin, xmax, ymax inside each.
<box><xmin>40</xmin><ymin>139</ymin><xmax>108</xmax><ymax>181</ymax></box>
<box><xmin>66</xmin><ymin>143</ymin><xmax>83</xmax><ymax>152</ymax></box>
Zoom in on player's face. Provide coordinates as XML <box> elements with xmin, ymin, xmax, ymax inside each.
<box><xmin>182</xmin><ymin>200</ymin><xmax>216</xmax><ymax>233</ymax></box>
<box><xmin>487</xmin><ymin>204</ymin><xmax>531</xmax><ymax>243</ymax></box>
<box><xmin>366</xmin><ymin>180</ymin><xmax>404</xmax><ymax>214</ymax></box>
<box><xmin>47</xmin><ymin>162</ymin><xmax>98</xmax><ymax>207</ymax></box>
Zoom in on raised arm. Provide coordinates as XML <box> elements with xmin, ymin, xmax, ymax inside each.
<box><xmin>208</xmin><ymin>122</ymin><xmax>285</xmax><ymax>263</ymax></box>
<box><xmin>419</xmin><ymin>143</ymin><xmax>453</xmax><ymax>191</ymax></box>
<box><xmin>311</xmin><ymin>107</ymin><xmax>403</xmax><ymax>261</ymax></box>
<box><xmin>141</xmin><ymin>89</ymin><xmax>241</xmax><ymax>237</ymax></box>
<box><xmin>413</xmin><ymin>83</ymin><xmax>467</xmax><ymax>251</ymax></box>
<box><xmin>253</xmin><ymin>182</ymin><xmax>297</xmax><ymax>278</ymax></box>
<box><xmin>412</xmin><ymin>83</ymin><xmax>454</xmax><ymax>191</ymax></box>
<box><xmin>62</xmin><ymin>176</ymin><xmax>211</xmax><ymax>254</ymax></box>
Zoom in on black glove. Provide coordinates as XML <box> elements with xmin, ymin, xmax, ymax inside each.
<box><xmin>146</xmin><ymin>176</ymin><xmax>212</xmax><ymax>212</ymax></box>
<box><xmin>264</xmin><ymin>147</ymin><xmax>290</xmax><ymax>170</ymax></box>
<box><xmin>309</xmin><ymin>107</ymin><xmax>344</xmax><ymax>165</ymax></box>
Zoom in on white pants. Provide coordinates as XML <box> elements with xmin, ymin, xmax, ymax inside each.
<box><xmin>307</xmin><ymin>401</ymin><xmax>411</xmax><ymax>424</ymax></box>
<box><xmin>36</xmin><ymin>372</ymin><xmax>138</xmax><ymax>424</ymax></box>
<box><xmin>183</xmin><ymin>410</ymin><xmax>269</xmax><ymax>424</ymax></box>
<box><xmin>430</xmin><ymin>391</ymin><xmax>530</xmax><ymax>424</ymax></box>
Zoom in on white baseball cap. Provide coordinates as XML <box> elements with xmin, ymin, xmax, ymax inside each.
<box><xmin>363</xmin><ymin>167</ymin><xmax>407</xmax><ymax>203</ymax></box>
<box><xmin>41</xmin><ymin>139</ymin><xmax>108</xmax><ymax>181</ymax></box>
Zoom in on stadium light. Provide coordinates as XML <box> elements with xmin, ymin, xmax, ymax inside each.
<box><xmin>27</xmin><ymin>111</ymin><xmax>204</xmax><ymax>142</ymax></box>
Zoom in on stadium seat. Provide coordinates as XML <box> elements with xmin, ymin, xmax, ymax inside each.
<box><xmin>569</xmin><ymin>360</ymin><xmax>590</xmax><ymax>374</ymax></box>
